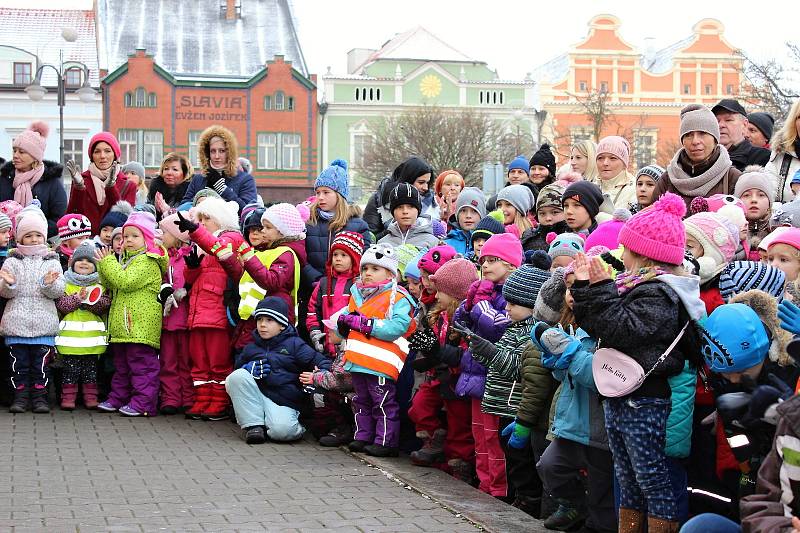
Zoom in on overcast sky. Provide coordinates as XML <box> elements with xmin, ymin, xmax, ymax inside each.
<box><xmin>3</xmin><ymin>0</ymin><xmax>795</xmax><ymax>81</ymax></box>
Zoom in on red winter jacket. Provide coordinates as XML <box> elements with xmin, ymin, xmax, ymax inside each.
<box><xmin>67</xmin><ymin>170</ymin><xmax>136</xmax><ymax>235</ymax></box>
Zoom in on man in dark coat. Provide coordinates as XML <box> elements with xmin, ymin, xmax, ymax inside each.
<box><xmin>712</xmin><ymin>99</ymin><xmax>770</xmax><ymax>171</ymax></box>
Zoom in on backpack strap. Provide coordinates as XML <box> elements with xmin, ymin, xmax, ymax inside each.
<box><xmin>778</xmin><ymin>154</ymin><xmax>793</xmax><ymax>203</ymax></box>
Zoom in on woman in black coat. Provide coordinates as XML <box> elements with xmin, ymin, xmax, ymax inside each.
<box><xmin>147</xmin><ymin>152</ymin><xmax>193</xmax><ymax>218</ymax></box>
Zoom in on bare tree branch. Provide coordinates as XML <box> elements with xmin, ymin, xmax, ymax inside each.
<box><xmin>735</xmin><ymin>45</ymin><xmax>799</xmax><ymax>119</ymax></box>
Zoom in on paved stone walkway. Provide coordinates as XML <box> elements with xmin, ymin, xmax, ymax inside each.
<box><xmin>0</xmin><ymin>410</ymin><xmax>480</xmax><ymax>532</ymax></box>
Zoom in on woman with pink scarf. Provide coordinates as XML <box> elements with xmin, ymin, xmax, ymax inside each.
<box><xmin>65</xmin><ymin>132</ymin><xmax>137</xmax><ymax>235</ymax></box>
<box><xmin>0</xmin><ymin>122</ymin><xmax>67</xmax><ymax>239</ymax></box>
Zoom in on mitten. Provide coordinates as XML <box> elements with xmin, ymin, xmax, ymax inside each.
<box><xmin>408</xmin><ymin>328</ymin><xmax>438</xmax><ymax>354</ymax></box>
<box><xmin>309</xmin><ymin>329</ymin><xmax>325</xmax><ymax>353</ymax></box>
<box><xmin>210</xmin><ymin>241</ymin><xmax>234</xmax><ymax>261</ymax></box>
<box><xmin>741</xmin><ymin>385</ymin><xmax>782</xmax><ymax>428</ymax></box>
<box><xmin>501</xmin><ymin>420</ymin><xmax>531</xmax><ymax>450</ymax></box>
<box><xmin>237</xmin><ymin>241</ymin><xmax>255</xmax><ymax>262</ymax></box>
<box><xmin>778</xmin><ymin>299</ymin><xmax>800</xmax><ymax>335</ymax></box>
<box><xmin>157</xmin><ymin>283</ymin><xmax>174</xmax><ymax>304</ymax></box>
<box><xmin>175</xmin><ymin>211</ymin><xmax>199</xmax><ymax>233</ymax></box>
<box><xmin>472</xmin><ymin>280</ymin><xmax>495</xmax><ymax>305</ymax></box>
<box><xmin>173</xmin><ymin>287</ymin><xmax>187</xmax><ymax>302</ymax></box>
<box><xmin>339</xmin><ymin>312</ymin><xmax>373</xmax><ymax>336</ymax></box>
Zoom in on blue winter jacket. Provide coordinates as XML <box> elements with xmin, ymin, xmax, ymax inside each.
<box><xmin>0</xmin><ymin>160</ymin><xmax>67</xmax><ymax>239</ymax></box>
<box><xmin>443</xmin><ymin>226</ymin><xmax>472</xmax><ymax>256</ymax></box>
<box><xmin>181</xmin><ymin>170</ymin><xmax>257</xmax><ymax>212</ymax></box>
<box><xmin>235</xmin><ymin>326</ymin><xmax>331</xmax><ymax>412</ymax></box>
<box><xmin>303</xmin><ymin>211</ymin><xmax>371</xmax><ymax>286</ymax></box>
<box><xmin>666</xmin><ymin>361</ymin><xmax>696</xmax><ymax>458</ymax></box>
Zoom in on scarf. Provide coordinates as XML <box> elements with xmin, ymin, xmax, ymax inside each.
<box><xmin>88</xmin><ymin>163</ymin><xmax>112</xmax><ymax>206</ymax></box>
<box><xmin>59</xmin><ymin>243</ymin><xmax>74</xmax><ymax>259</ymax></box>
<box><xmin>317</xmin><ymin>209</ymin><xmax>334</xmax><ymax>221</ymax></box>
<box><xmin>12</xmin><ymin>165</ymin><xmax>44</xmax><ymax>207</ymax></box>
<box><xmin>599</xmin><ymin>169</ymin><xmax>633</xmax><ymax>199</ymax></box>
<box><xmin>15</xmin><ymin>243</ymin><xmax>49</xmax><ymax>257</ymax></box>
<box><xmin>355</xmin><ymin>278</ymin><xmax>391</xmax><ymax>301</ymax></box>
<box><xmin>64</xmin><ymin>269</ymin><xmax>99</xmax><ymax>287</ymax></box>
<box><xmin>666</xmin><ymin>145</ymin><xmax>733</xmax><ymax>197</ymax></box>
<box><xmin>615</xmin><ymin>266</ymin><xmax>670</xmax><ymax>294</ymax></box>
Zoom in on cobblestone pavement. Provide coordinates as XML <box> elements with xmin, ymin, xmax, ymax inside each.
<box><xmin>0</xmin><ymin>410</ymin><xmax>480</xmax><ymax>532</ymax></box>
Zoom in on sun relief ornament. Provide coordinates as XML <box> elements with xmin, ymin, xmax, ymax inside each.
<box><xmin>419</xmin><ymin>74</ymin><xmax>442</xmax><ymax>98</ymax></box>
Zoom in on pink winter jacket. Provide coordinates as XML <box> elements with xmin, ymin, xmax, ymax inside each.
<box><xmin>162</xmin><ymin>246</ymin><xmax>190</xmax><ymax>331</ymax></box>
<box><xmin>306</xmin><ymin>270</ymin><xmax>355</xmax><ymax>356</ymax></box>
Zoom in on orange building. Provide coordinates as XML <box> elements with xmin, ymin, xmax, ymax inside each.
<box><xmin>534</xmin><ymin>15</ymin><xmax>743</xmax><ymax>168</ymax></box>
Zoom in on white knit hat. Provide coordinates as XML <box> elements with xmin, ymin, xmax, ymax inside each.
<box><xmin>261</xmin><ymin>203</ymin><xmax>306</xmax><ymax>239</ymax></box>
<box><xmin>360</xmin><ymin>243</ymin><xmax>399</xmax><ymax>276</ymax></box>
<box><xmin>192</xmin><ymin>197</ymin><xmax>240</xmax><ymax>232</ymax></box>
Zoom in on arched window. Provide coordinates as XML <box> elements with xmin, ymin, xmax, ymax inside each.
<box><xmin>275</xmin><ymin>91</ymin><xmax>285</xmax><ymax>111</ymax></box>
<box><xmin>135</xmin><ymin>87</ymin><xmax>146</xmax><ymax>107</ymax></box>
<box><xmin>124</xmin><ymin>92</ymin><xmax>133</xmax><ymax>107</ymax></box>
<box><xmin>147</xmin><ymin>92</ymin><xmax>157</xmax><ymax>107</ymax></box>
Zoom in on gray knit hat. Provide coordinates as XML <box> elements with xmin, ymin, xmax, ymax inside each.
<box><xmin>70</xmin><ymin>239</ymin><xmax>98</xmax><ymax>266</ymax></box>
<box><xmin>456</xmin><ymin>187</ymin><xmax>487</xmax><ymax>219</ymax></box>
<box><xmin>533</xmin><ymin>267</ymin><xmax>567</xmax><ymax>325</ymax></box>
<box><xmin>502</xmin><ymin>263</ymin><xmax>551</xmax><ymax>309</ymax></box>
<box><xmin>771</xmin><ymin>197</ymin><xmax>800</xmax><ymax>228</ymax></box>
<box><xmin>122</xmin><ymin>161</ymin><xmax>145</xmax><ymax>179</ymax></box>
<box><xmin>734</xmin><ymin>168</ymin><xmax>776</xmax><ymax>207</ymax></box>
<box><xmin>360</xmin><ymin>243</ymin><xmax>399</xmax><ymax>276</ymax></box>
<box><xmin>635</xmin><ymin>164</ymin><xmax>665</xmax><ymax>182</ymax></box>
<box><xmin>496</xmin><ymin>184</ymin><xmax>535</xmax><ymax>216</ymax></box>
<box><xmin>0</xmin><ymin>213</ymin><xmax>11</xmax><ymax>232</ymax></box>
<box><xmin>679</xmin><ymin>104</ymin><xmax>720</xmax><ymax>143</ymax></box>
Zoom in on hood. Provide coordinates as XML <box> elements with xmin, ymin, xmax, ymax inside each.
<box><xmin>251</xmin><ymin>324</ymin><xmax>297</xmax><ymax>348</ymax></box>
<box><xmin>1</xmin><ymin>160</ymin><xmax>64</xmax><ymax>182</ymax></box>
<box><xmin>730</xmin><ymin>289</ymin><xmax>792</xmax><ymax>367</ymax></box>
<box><xmin>656</xmin><ymin>274</ymin><xmax>705</xmax><ymax>321</ymax></box>
<box><xmin>198</xmin><ymin>125</ymin><xmax>239</xmax><ymax>177</ymax></box>
<box><xmin>770</xmin><ymin>127</ymin><xmax>797</xmax><ymax>157</ymax></box>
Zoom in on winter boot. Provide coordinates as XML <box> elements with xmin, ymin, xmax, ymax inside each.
<box><xmin>31</xmin><ymin>387</ymin><xmax>49</xmax><ymax>414</ymax></box>
<box><xmin>60</xmin><ymin>384</ymin><xmax>78</xmax><ymax>411</ymax></box>
<box><xmin>201</xmin><ymin>382</ymin><xmax>230</xmax><ymax>421</ymax></box>
<box><xmin>319</xmin><ymin>425</ymin><xmax>353</xmax><ymax>447</ymax></box>
<box><xmin>82</xmin><ymin>383</ymin><xmax>98</xmax><ymax>409</ymax></box>
<box><xmin>348</xmin><ymin>440</ymin><xmax>369</xmax><ymax>453</ymax></box>
<box><xmin>543</xmin><ymin>500</ymin><xmax>586</xmax><ymax>531</ymax></box>
<box><xmin>512</xmin><ymin>495</ymin><xmax>542</xmax><ymax>519</ymax></box>
<box><xmin>646</xmin><ymin>516</ymin><xmax>679</xmax><ymax>533</ymax></box>
<box><xmin>185</xmin><ymin>383</ymin><xmax>212</xmax><ymax>420</ymax></box>
<box><xmin>9</xmin><ymin>386</ymin><xmax>28</xmax><ymax>413</ymax></box>
<box><xmin>244</xmin><ymin>426</ymin><xmax>267</xmax><ymax>444</ymax></box>
<box><xmin>447</xmin><ymin>458</ymin><xmax>476</xmax><ymax>484</ymax></box>
<box><xmin>364</xmin><ymin>443</ymin><xmax>399</xmax><ymax>457</ymax></box>
<box><xmin>618</xmin><ymin>508</ymin><xmax>645</xmax><ymax>533</ymax></box>
<box><xmin>409</xmin><ymin>428</ymin><xmax>447</xmax><ymax>466</ymax></box>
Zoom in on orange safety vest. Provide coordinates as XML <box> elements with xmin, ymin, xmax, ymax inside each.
<box><xmin>343</xmin><ymin>288</ymin><xmax>416</xmax><ymax>381</ymax></box>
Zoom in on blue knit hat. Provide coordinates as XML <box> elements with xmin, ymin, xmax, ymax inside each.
<box><xmin>502</xmin><ymin>262</ymin><xmax>552</xmax><ymax>309</ymax></box>
<box><xmin>253</xmin><ymin>296</ymin><xmax>290</xmax><ymax>327</ymax></box>
<box><xmin>718</xmin><ymin>261</ymin><xmax>786</xmax><ymax>302</ymax></box>
<box><xmin>702</xmin><ymin>303</ymin><xmax>769</xmax><ymax>373</ymax></box>
<box><xmin>404</xmin><ymin>250</ymin><xmax>425</xmax><ymax>282</ymax></box>
<box><xmin>315</xmin><ymin>159</ymin><xmax>350</xmax><ymax>202</ymax></box>
<box><xmin>508</xmin><ymin>155</ymin><xmax>530</xmax><ymax>176</ymax></box>
<box><xmin>99</xmin><ymin>200</ymin><xmax>133</xmax><ymax>230</ymax></box>
<box><xmin>471</xmin><ymin>211</ymin><xmax>505</xmax><ymax>245</ymax></box>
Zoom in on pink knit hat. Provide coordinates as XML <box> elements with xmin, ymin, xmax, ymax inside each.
<box><xmin>430</xmin><ymin>258</ymin><xmax>479</xmax><ymax>301</ymax></box>
<box><xmin>618</xmin><ymin>192</ymin><xmax>686</xmax><ymax>265</ymax></box>
<box><xmin>683</xmin><ymin>212</ymin><xmax>738</xmax><ymax>282</ymax></box>
<box><xmin>418</xmin><ymin>244</ymin><xmax>457</xmax><ymax>274</ymax></box>
<box><xmin>13</xmin><ymin>121</ymin><xmax>49</xmax><ymax>162</ymax></box>
<box><xmin>584</xmin><ymin>209</ymin><xmax>631</xmax><ymax>250</ymax></box>
<box><xmin>123</xmin><ymin>211</ymin><xmax>158</xmax><ymax>253</ymax></box>
<box><xmin>768</xmin><ymin>228</ymin><xmax>800</xmax><ymax>253</ymax></box>
<box><xmin>88</xmin><ymin>132</ymin><xmax>121</xmax><ymax>160</ymax></box>
<box><xmin>158</xmin><ymin>212</ymin><xmax>191</xmax><ymax>243</ymax></box>
<box><xmin>57</xmin><ymin>213</ymin><xmax>92</xmax><ymax>241</ymax></box>
<box><xmin>480</xmin><ymin>233</ymin><xmax>524</xmax><ymax>267</ymax></box>
<box><xmin>15</xmin><ymin>205</ymin><xmax>47</xmax><ymax>240</ymax></box>
<box><xmin>596</xmin><ymin>135</ymin><xmax>630</xmax><ymax>165</ymax></box>
<box><xmin>261</xmin><ymin>203</ymin><xmax>306</xmax><ymax>239</ymax></box>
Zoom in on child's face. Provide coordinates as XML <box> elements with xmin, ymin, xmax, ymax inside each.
<box><xmin>481</xmin><ymin>256</ymin><xmax>513</xmax><ymax>283</ymax></box>
<box><xmin>248</xmin><ymin>226</ymin><xmax>266</xmax><ymax>247</ymax></box>
<box><xmin>330</xmin><ymin>249</ymin><xmax>353</xmax><ymax>274</ymax></box>
<box><xmin>315</xmin><ymin>186</ymin><xmax>339</xmax><ymax>212</ymax></box>
<box><xmin>435</xmin><ymin>290</ymin><xmax>455</xmax><ymax>308</ymax></box>
<box><xmin>393</xmin><ymin>204</ymin><xmax>419</xmax><ymax>229</ymax></box>
<box><xmin>472</xmin><ymin>237</ymin><xmax>487</xmax><ymax>255</ymax></box>
<box><xmin>73</xmin><ymin>258</ymin><xmax>96</xmax><ymax>275</ymax></box>
<box><xmin>112</xmin><ymin>233</ymin><xmax>123</xmax><ymax>254</ymax></box>
<box><xmin>457</xmin><ymin>207</ymin><xmax>480</xmax><ymax>231</ymax></box>
<box><xmin>721</xmin><ymin>361</ymin><xmax>763</xmax><ymax>384</ymax></box>
<box><xmin>441</xmin><ymin>175</ymin><xmax>463</xmax><ymax>198</ymax></box>
<box><xmin>63</xmin><ymin>237</ymin><xmax>83</xmax><ymax>251</ymax></box>
<box><xmin>161</xmin><ymin>231</ymin><xmax>179</xmax><ymax>249</ymax></box>
<box><xmin>636</xmin><ymin>176</ymin><xmax>657</xmax><ymax>207</ymax></box>
<box><xmin>565</xmin><ymin>274</ymin><xmax>575</xmax><ymax>310</ymax></box>
<box><xmin>361</xmin><ymin>264</ymin><xmax>392</xmax><ymax>284</ymax></box>
<box><xmin>768</xmin><ymin>243</ymin><xmax>800</xmax><ymax>281</ymax></box>
<box><xmin>260</xmin><ymin>220</ymin><xmax>283</xmax><ymax>244</ymax></box>
<box><xmin>551</xmin><ymin>256</ymin><xmax>573</xmax><ymax>270</ymax></box>
<box><xmin>405</xmin><ymin>277</ymin><xmax>422</xmax><ymax>298</ymax></box>
<box><xmin>198</xmin><ymin>214</ymin><xmax>220</xmax><ymax>234</ymax></box>
<box><xmin>420</xmin><ymin>270</ymin><xmax>434</xmax><ymax>290</ymax></box>
<box><xmin>741</xmin><ymin>189</ymin><xmax>770</xmax><ymax>221</ymax></box>
<box><xmin>537</xmin><ymin>206</ymin><xmax>564</xmax><ymax>226</ymax></box>
<box><xmin>686</xmin><ymin>234</ymin><xmax>705</xmax><ymax>259</ymax></box>
<box><xmin>99</xmin><ymin>226</ymin><xmax>114</xmax><ymax>245</ymax></box>
<box><xmin>497</xmin><ymin>200</ymin><xmax>517</xmax><ymax>225</ymax></box>
<box><xmin>124</xmin><ymin>170</ymin><xmax>142</xmax><ymax>185</ymax></box>
<box><xmin>0</xmin><ymin>228</ymin><xmax>10</xmax><ymax>247</ymax></box>
<box><xmin>563</xmin><ymin>198</ymin><xmax>591</xmax><ymax>231</ymax></box>
<box><xmin>20</xmin><ymin>231</ymin><xmax>44</xmax><ymax>246</ymax></box>
<box><xmin>792</xmin><ymin>183</ymin><xmax>800</xmax><ymax>196</ymax></box>
<box><xmin>505</xmin><ymin>301</ymin><xmax>533</xmax><ymax>321</ymax></box>
<box><xmin>622</xmin><ymin>247</ymin><xmax>644</xmax><ymax>272</ymax></box>
<box><xmin>123</xmin><ymin>226</ymin><xmax>145</xmax><ymax>251</ymax></box>
<box><xmin>530</xmin><ymin>165</ymin><xmax>550</xmax><ymax>185</ymax></box>
<box><xmin>256</xmin><ymin>316</ymin><xmax>284</xmax><ymax>340</ymax></box>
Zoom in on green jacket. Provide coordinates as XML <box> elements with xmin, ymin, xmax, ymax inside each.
<box><xmin>99</xmin><ymin>248</ymin><xmax>168</xmax><ymax>349</ymax></box>
<box><xmin>515</xmin><ymin>341</ymin><xmax>557</xmax><ymax>432</ymax></box>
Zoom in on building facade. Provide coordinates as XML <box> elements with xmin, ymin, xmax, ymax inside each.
<box><xmin>534</xmin><ymin>15</ymin><xmax>743</xmax><ymax>168</ymax></box>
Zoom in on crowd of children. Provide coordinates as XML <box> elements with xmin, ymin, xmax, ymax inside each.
<box><xmin>7</xmin><ymin>112</ymin><xmax>800</xmax><ymax>532</ymax></box>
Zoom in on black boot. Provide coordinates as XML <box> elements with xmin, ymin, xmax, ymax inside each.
<box><xmin>31</xmin><ymin>388</ymin><xmax>49</xmax><ymax>414</ymax></box>
<box><xmin>9</xmin><ymin>387</ymin><xmax>28</xmax><ymax>413</ymax></box>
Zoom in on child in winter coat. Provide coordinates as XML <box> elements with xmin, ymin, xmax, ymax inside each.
<box><xmin>96</xmin><ymin>211</ymin><xmax>167</xmax><ymax>416</ymax></box>
<box><xmin>338</xmin><ymin>243</ymin><xmax>417</xmax><ymax>457</ymax></box>
<box><xmin>96</xmin><ymin>201</ymin><xmax>132</xmax><ymax>247</ymax></box>
<box><xmin>468</xmin><ymin>213</ymin><xmax>506</xmax><ymax>265</ymax></box>
<box><xmin>495</xmin><ymin>184</ymin><xmax>534</xmax><ymax>238</ymax></box>
<box><xmin>547</xmin><ymin>233</ymin><xmax>585</xmax><ymax>270</ymax></box>
<box><xmin>226</xmin><ymin>296</ymin><xmax>331</xmax><ymax>444</ymax></box>
<box><xmin>735</xmin><ymin>169</ymin><xmax>774</xmax><ymax>257</ymax></box>
<box><xmin>172</xmin><ymin>196</ymin><xmax>244</xmax><ymax>421</ymax></box>
<box><xmin>56</xmin><ymin>213</ymin><xmax>92</xmax><ymax>272</ymax></box>
<box><xmin>452</xmin><ymin>232</ymin><xmax>520</xmax><ymax>497</ymax></box>
<box><xmin>562</xmin><ymin>181</ymin><xmax>604</xmax><ymax>235</ymax></box>
<box><xmin>55</xmin><ymin>240</ymin><xmax>111</xmax><ymax>410</ymax></box>
<box><xmin>0</xmin><ymin>213</ymin><xmax>11</xmax><ymax>404</ymax></box>
<box><xmin>684</xmin><ymin>212</ymin><xmax>740</xmax><ymax>312</ymax></box>
<box><xmin>631</xmin><ymin>165</ymin><xmax>665</xmax><ymax>214</ymax></box>
<box><xmin>0</xmin><ymin>206</ymin><xmax>65</xmax><ymax>413</ymax></box>
<box><xmin>468</xmin><ymin>253</ymin><xmax>553</xmax><ymax>517</ymax></box>
<box><xmin>379</xmin><ymin>183</ymin><xmax>439</xmax><ymax>250</ymax></box>
<box><xmin>767</xmin><ymin>227</ymin><xmax>800</xmax><ymax>284</ymax></box>
<box><xmin>156</xmin><ymin>213</ymin><xmax>193</xmax><ymax>414</ymax></box>
<box><xmin>416</xmin><ymin>244</ymin><xmax>458</xmax><ymax>317</ymax></box>
<box><xmin>402</xmin><ymin>250</ymin><xmax>424</xmax><ymax>300</ymax></box>
<box><xmin>443</xmin><ymin>187</ymin><xmax>485</xmax><ymax>256</ymax></box>
<box><xmin>522</xmin><ymin>182</ymin><xmax>570</xmax><ymax>252</ymax></box>
<box><xmin>571</xmin><ymin>193</ymin><xmax>705</xmax><ymax>531</ymax></box>
<box><xmin>407</xmin><ymin>258</ymin><xmax>478</xmax><ymax>480</ymax></box>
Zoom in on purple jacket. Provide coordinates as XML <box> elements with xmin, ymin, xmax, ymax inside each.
<box><xmin>454</xmin><ymin>283</ymin><xmax>510</xmax><ymax>399</ymax></box>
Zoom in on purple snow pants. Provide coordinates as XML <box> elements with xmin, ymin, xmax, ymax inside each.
<box><xmin>107</xmin><ymin>343</ymin><xmax>160</xmax><ymax>415</ymax></box>
<box><xmin>351</xmin><ymin>372</ymin><xmax>399</xmax><ymax>447</ymax></box>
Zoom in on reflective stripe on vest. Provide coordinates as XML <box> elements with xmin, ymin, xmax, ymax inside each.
<box><xmin>238</xmin><ymin>246</ymin><xmax>300</xmax><ymax>320</ymax></box>
<box><xmin>56</xmin><ymin>284</ymin><xmax>108</xmax><ymax>355</ymax></box>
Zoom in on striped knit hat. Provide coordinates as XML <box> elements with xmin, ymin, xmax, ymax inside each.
<box><xmin>58</xmin><ymin>214</ymin><xmax>92</xmax><ymax>241</ymax></box>
<box><xmin>0</xmin><ymin>213</ymin><xmax>12</xmax><ymax>232</ymax></box>
<box><xmin>329</xmin><ymin>231</ymin><xmax>364</xmax><ymax>270</ymax></box>
<box><xmin>719</xmin><ymin>261</ymin><xmax>786</xmax><ymax>302</ymax></box>
<box><xmin>502</xmin><ymin>263</ymin><xmax>552</xmax><ymax>309</ymax></box>
<box><xmin>253</xmin><ymin>296</ymin><xmax>290</xmax><ymax>327</ymax></box>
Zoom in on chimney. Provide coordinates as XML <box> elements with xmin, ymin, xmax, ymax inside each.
<box><xmin>224</xmin><ymin>0</ymin><xmax>240</xmax><ymax>20</ymax></box>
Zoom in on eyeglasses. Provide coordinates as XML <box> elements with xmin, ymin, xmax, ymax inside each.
<box><xmin>481</xmin><ymin>257</ymin><xmax>501</xmax><ymax>265</ymax></box>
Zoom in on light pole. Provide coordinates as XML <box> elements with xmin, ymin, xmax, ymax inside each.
<box><xmin>24</xmin><ymin>29</ymin><xmax>96</xmax><ymax>165</ymax></box>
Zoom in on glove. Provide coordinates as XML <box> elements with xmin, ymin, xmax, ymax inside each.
<box><xmin>207</xmin><ymin>169</ymin><xmax>227</xmax><ymax>194</ymax></box>
<box><xmin>66</xmin><ymin>160</ymin><xmax>83</xmax><ymax>188</ymax></box>
<box><xmin>237</xmin><ymin>241</ymin><xmax>255</xmax><ymax>262</ymax></box>
<box><xmin>408</xmin><ymin>328</ymin><xmax>438</xmax><ymax>354</ymax></box>
<box><xmin>539</xmin><ymin>328</ymin><xmax>575</xmax><ymax>356</ymax></box>
<box><xmin>468</xmin><ymin>280</ymin><xmax>495</xmax><ymax>310</ymax></box>
<box><xmin>241</xmin><ymin>360</ymin><xmax>271</xmax><ymax>380</ymax></box>
<box><xmin>338</xmin><ymin>312</ymin><xmax>374</xmax><ymax>336</ymax></box>
<box><xmin>309</xmin><ymin>329</ymin><xmax>325</xmax><ymax>353</ymax></box>
<box><xmin>173</xmin><ymin>287</ymin><xmax>187</xmax><ymax>303</ymax></box>
<box><xmin>741</xmin><ymin>375</ymin><xmax>794</xmax><ymax>427</ymax></box>
<box><xmin>184</xmin><ymin>246</ymin><xmax>202</xmax><ymax>269</ymax></box>
<box><xmin>469</xmin><ymin>332</ymin><xmax>497</xmax><ymax>358</ymax></box>
<box><xmin>157</xmin><ymin>283</ymin><xmax>174</xmax><ymax>304</ymax></box>
<box><xmin>104</xmin><ymin>162</ymin><xmax>119</xmax><ymax>188</ymax></box>
<box><xmin>210</xmin><ymin>241</ymin><xmax>233</xmax><ymax>261</ymax></box>
<box><xmin>163</xmin><ymin>294</ymin><xmax>179</xmax><ymax>317</ymax></box>
<box><xmin>778</xmin><ymin>299</ymin><xmax>800</xmax><ymax>335</ymax></box>
<box><xmin>501</xmin><ymin>420</ymin><xmax>531</xmax><ymax>450</ymax></box>
<box><xmin>175</xmin><ymin>211</ymin><xmax>199</xmax><ymax>234</ymax></box>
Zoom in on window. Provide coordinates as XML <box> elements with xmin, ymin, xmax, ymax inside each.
<box><xmin>287</xmin><ymin>96</ymin><xmax>294</xmax><ymax>111</ymax></box>
<box><xmin>264</xmin><ymin>95</ymin><xmax>272</xmax><ymax>110</ymax></box>
<box><xmin>63</xmin><ymin>139</ymin><xmax>83</xmax><ymax>170</ymax></box>
<box><xmin>600</xmin><ymin>81</ymin><xmax>608</xmax><ymax>94</ymax></box>
<box><xmin>621</xmin><ymin>82</ymin><xmax>629</xmax><ymax>93</ymax></box>
<box><xmin>354</xmin><ymin>87</ymin><xmax>381</xmax><ymax>102</ymax></box>
<box><xmin>143</xmin><ymin>131</ymin><xmax>163</xmax><ymax>167</ymax></box>
<box><xmin>683</xmin><ymin>84</ymin><xmax>691</xmax><ymax>95</ymax></box>
<box><xmin>64</xmin><ymin>68</ymin><xmax>82</xmax><ymax>88</ymax></box>
<box><xmin>705</xmin><ymin>84</ymin><xmax>713</xmax><ymax>95</ymax></box>
<box><xmin>352</xmin><ymin>134</ymin><xmax>372</xmax><ymax>169</ymax></box>
<box><xmin>124</xmin><ymin>92</ymin><xmax>133</xmax><ymax>107</ymax></box>
<box><xmin>147</xmin><ymin>92</ymin><xmax>157</xmax><ymax>107</ymax></box>
<box><xmin>257</xmin><ymin>133</ymin><xmax>277</xmax><ymax>169</ymax></box>
<box><xmin>579</xmin><ymin>80</ymin><xmax>587</xmax><ymax>91</ymax></box>
<box><xmin>281</xmin><ymin>134</ymin><xmax>301</xmax><ymax>169</ymax></box>
<box><xmin>135</xmin><ymin>87</ymin><xmax>146</xmax><ymax>107</ymax></box>
<box><xmin>479</xmin><ymin>90</ymin><xmax>505</xmax><ymax>105</ymax></box>
<box><xmin>726</xmin><ymin>84</ymin><xmax>734</xmax><ymax>95</ymax></box>
<box><xmin>13</xmin><ymin>62</ymin><xmax>32</xmax><ymax>85</ymax></box>
<box><xmin>188</xmin><ymin>131</ymin><xmax>200</xmax><ymax>167</ymax></box>
<box><xmin>634</xmin><ymin>130</ymin><xmax>657</xmax><ymax>169</ymax></box>
<box><xmin>570</xmin><ymin>127</ymin><xmax>593</xmax><ymax>143</ymax></box>
<box><xmin>256</xmin><ymin>133</ymin><xmax>302</xmax><ymax>170</ymax></box>
<box><xmin>275</xmin><ymin>91</ymin><xmax>285</xmax><ymax>111</ymax></box>
<box><xmin>118</xmin><ymin>129</ymin><xmax>139</xmax><ymax>163</ymax></box>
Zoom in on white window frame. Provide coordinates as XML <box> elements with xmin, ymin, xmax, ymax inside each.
<box><xmin>188</xmin><ymin>131</ymin><xmax>200</xmax><ymax>168</ymax></box>
<box><xmin>143</xmin><ymin>131</ymin><xmax>163</xmax><ymax>167</ymax></box>
<box><xmin>257</xmin><ymin>133</ymin><xmax>277</xmax><ymax>169</ymax></box>
<box><xmin>281</xmin><ymin>133</ymin><xmax>301</xmax><ymax>170</ymax></box>
<box><xmin>118</xmin><ymin>129</ymin><xmax>139</xmax><ymax>163</ymax></box>
<box><xmin>63</xmin><ymin>139</ymin><xmax>83</xmax><ymax>170</ymax></box>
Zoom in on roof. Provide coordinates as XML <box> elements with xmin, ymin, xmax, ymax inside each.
<box><xmin>352</xmin><ymin>26</ymin><xmax>482</xmax><ymax>72</ymax></box>
<box><xmin>531</xmin><ymin>53</ymin><xmax>569</xmax><ymax>85</ymax></box>
<box><xmin>641</xmin><ymin>35</ymin><xmax>694</xmax><ymax>74</ymax></box>
<box><xmin>0</xmin><ymin>8</ymin><xmax>99</xmax><ymax>87</ymax></box>
<box><xmin>96</xmin><ymin>0</ymin><xmax>308</xmax><ymax>79</ymax></box>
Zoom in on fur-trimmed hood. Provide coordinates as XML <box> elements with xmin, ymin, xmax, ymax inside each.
<box><xmin>198</xmin><ymin>125</ymin><xmax>239</xmax><ymax>177</ymax></box>
<box><xmin>0</xmin><ymin>160</ymin><xmax>64</xmax><ymax>182</ymax></box>
<box><xmin>730</xmin><ymin>289</ymin><xmax>793</xmax><ymax>367</ymax></box>
<box><xmin>192</xmin><ymin>196</ymin><xmax>240</xmax><ymax>232</ymax></box>
<box><xmin>770</xmin><ymin>127</ymin><xmax>798</xmax><ymax>157</ymax></box>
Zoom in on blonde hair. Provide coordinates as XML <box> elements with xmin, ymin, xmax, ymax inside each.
<box><xmin>158</xmin><ymin>152</ymin><xmax>194</xmax><ymax>183</ymax></box>
<box><xmin>513</xmin><ymin>211</ymin><xmax>532</xmax><ymax>236</ymax></box>
<box><xmin>773</xmin><ymin>99</ymin><xmax>800</xmax><ymax>153</ymax></box>
<box><xmin>572</xmin><ymin>140</ymin><xmax>599</xmax><ymax>182</ymax></box>
<box><xmin>308</xmin><ymin>195</ymin><xmax>359</xmax><ymax>234</ymax></box>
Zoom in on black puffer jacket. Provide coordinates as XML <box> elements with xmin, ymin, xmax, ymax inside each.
<box><xmin>0</xmin><ymin>160</ymin><xmax>67</xmax><ymax>239</ymax></box>
<box><xmin>521</xmin><ymin>221</ymin><xmax>570</xmax><ymax>252</ymax></box>
<box><xmin>146</xmin><ymin>176</ymin><xmax>190</xmax><ymax>213</ymax></box>
<box><xmin>728</xmin><ymin>139</ymin><xmax>770</xmax><ymax>172</ymax></box>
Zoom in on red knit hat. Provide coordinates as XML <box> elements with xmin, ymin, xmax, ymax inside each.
<box><xmin>618</xmin><ymin>192</ymin><xmax>686</xmax><ymax>265</ymax></box>
<box><xmin>88</xmin><ymin>132</ymin><xmax>121</xmax><ymax>160</ymax></box>
<box><xmin>430</xmin><ymin>258</ymin><xmax>479</xmax><ymax>301</ymax></box>
<box><xmin>329</xmin><ymin>231</ymin><xmax>364</xmax><ymax>270</ymax></box>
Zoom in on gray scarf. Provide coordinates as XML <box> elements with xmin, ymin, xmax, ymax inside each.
<box><xmin>64</xmin><ymin>270</ymin><xmax>99</xmax><ymax>287</ymax></box>
<box><xmin>666</xmin><ymin>145</ymin><xmax>733</xmax><ymax>197</ymax></box>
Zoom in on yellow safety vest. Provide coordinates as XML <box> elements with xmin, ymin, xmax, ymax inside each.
<box><xmin>238</xmin><ymin>246</ymin><xmax>300</xmax><ymax>320</ymax></box>
<box><xmin>55</xmin><ymin>283</ymin><xmax>108</xmax><ymax>356</ymax></box>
